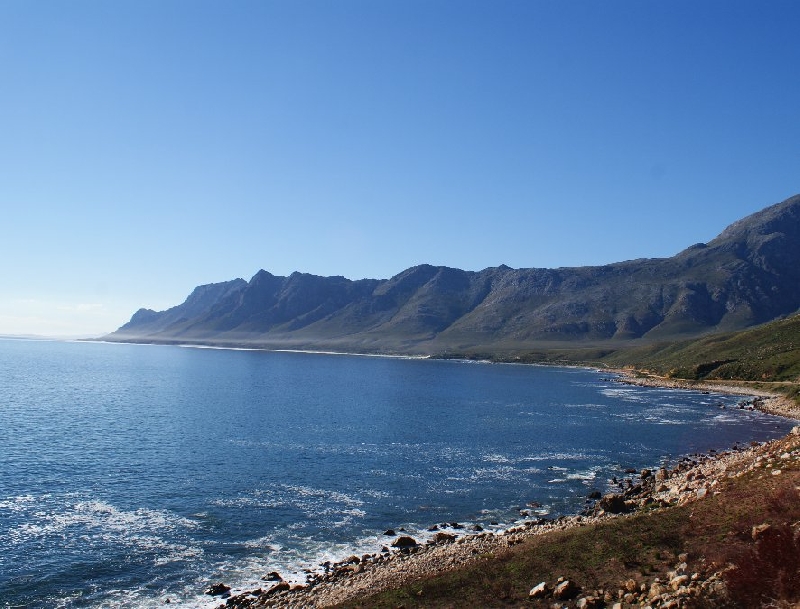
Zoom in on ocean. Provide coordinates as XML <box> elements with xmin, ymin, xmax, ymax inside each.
<box><xmin>0</xmin><ymin>338</ymin><xmax>793</xmax><ymax>608</ymax></box>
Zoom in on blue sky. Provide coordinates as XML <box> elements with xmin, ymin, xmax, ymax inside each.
<box><xmin>1</xmin><ymin>0</ymin><xmax>798</xmax><ymax>336</ymax></box>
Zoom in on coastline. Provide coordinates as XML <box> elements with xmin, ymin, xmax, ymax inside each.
<box><xmin>609</xmin><ymin>368</ymin><xmax>800</xmax><ymax>420</ymax></box>
<box><xmin>204</xmin><ymin>373</ymin><xmax>800</xmax><ymax>609</ymax></box>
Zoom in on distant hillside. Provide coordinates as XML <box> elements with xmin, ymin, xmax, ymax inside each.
<box><xmin>600</xmin><ymin>312</ymin><xmax>800</xmax><ymax>385</ymax></box>
<box><xmin>105</xmin><ymin>194</ymin><xmax>800</xmax><ymax>353</ymax></box>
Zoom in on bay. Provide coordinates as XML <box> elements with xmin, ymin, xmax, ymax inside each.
<box><xmin>0</xmin><ymin>339</ymin><xmax>793</xmax><ymax>608</ymax></box>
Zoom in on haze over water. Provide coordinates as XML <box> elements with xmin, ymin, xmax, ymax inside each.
<box><xmin>0</xmin><ymin>339</ymin><xmax>793</xmax><ymax>608</ymax></box>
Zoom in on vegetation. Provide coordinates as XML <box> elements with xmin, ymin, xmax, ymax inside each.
<box><xmin>600</xmin><ymin>313</ymin><xmax>800</xmax><ymax>383</ymax></box>
<box><xmin>440</xmin><ymin>313</ymin><xmax>800</xmax><ymax>404</ymax></box>
<box><xmin>335</xmin><ymin>449</ymin><xmax>800</xmax><ymax>608</ymax></box>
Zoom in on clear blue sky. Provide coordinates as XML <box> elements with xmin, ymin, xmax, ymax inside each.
<box><xmin>1</xmin><ymin>0</ymin><xmax>798</xmax><ymax>336</ymax></box>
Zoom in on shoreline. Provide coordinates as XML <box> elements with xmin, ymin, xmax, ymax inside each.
<box><xmin>608</xmin><ymin>368</ymin><xmax>800</xmax><ymax>420</ymax></box>
<box><xmin>205</xmin><ymin>373</ymin><xmax>800</xmax><ymax>608</ymax></box>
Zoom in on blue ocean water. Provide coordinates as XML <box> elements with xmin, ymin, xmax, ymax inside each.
<box><xmin>0</xmin><ymin>339</ymin><xmax>793</xmax><ymax>608</ymax></box>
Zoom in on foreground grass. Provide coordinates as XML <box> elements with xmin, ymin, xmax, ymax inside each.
<box><xmin>334</xmin><ymin>437</ymin><xmax>800</xmax><ymax>609</ymax></box>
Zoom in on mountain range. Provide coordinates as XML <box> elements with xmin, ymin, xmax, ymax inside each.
<box><xmin>104</xmin><ymin>194</ymin><xmax>800</xmax><ymax>355</ymax></box>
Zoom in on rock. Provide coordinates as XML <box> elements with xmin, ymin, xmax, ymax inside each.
<box><xmin>553</xmin><ymin>579</ymin><xmax>579</xmax><ymax>600</ymax></box>
<box><xmin>391</xmin><ymin>535</ymin><xmax>418</xmax><ymax>549</ymax></box>
<box><xmin>529</xmin><ymin>581</ymin><xmax>549</xmax><ymax>598</ymax></box>
<box><xmin>575</xmin><ymin>596</ymin><xmax>600</xmax><ymax>608</ymax></box>
<box><xmin>640</xmin><ymin>469</ymin><xmax>652</xmax><ymax>479</ymax></box>
<box><xmin>432</xmin><ymin>532</ymin><xmax>457</xmax><ymax>544</ymax></box>
<box><xmin>656</xmin><ymin>467</ymin><xmax>669</xmax><ymax>481</ymax></box>
<box><xmin>588</xmin><ymin>490</ymin><xmax>602</xmax><ymax>499</ymax></box>
<box><xmin>224</xmin><ymin>592</ymin><xmax>254</xmax><ymax>607</ymax></box>
<box><xmin>262</xmin><ymin>571</ymin><xmax>283</xmax><ymax>582</ymax></box>
<box><xmin>695</xmin><ymin>487</ymin><xmax>708</xmax><ymax>499</ymax></box>
<box><xmin>598</xmin><ymin>493</ymin><xmax>628</xmax><ymax>514</ymax></box>
<box><xmin>624</xmin><ymin>578</ymin><xmax>638</xmax><ymax>593</ymax></box>
<box><xmin>204</xmin><ymin>583</ymin><xmax>231</xmax><ymax>596</ymax></box>
<box><xmin>263</xmin><ymin>582</ymin><xmax>290</xmax><ymax>597</ymax></box>
<box><xmin>383</xmin><ymin>529</ymin><xmax>396</xmax><ymax>536</ymax></box>
<box><xmin>752</xmin><ymin>523</ymin><xmax>772</xmax><ymax>540</ymax></box>
<box><xmin>670</xmin><ymin>574</ymin><xmax>689</xmax><ymax>590</ymax></box>
<box><xmin>648</xmin><ymin>581</ymin><xmax>665</xmax><ymax>599</ymax></box>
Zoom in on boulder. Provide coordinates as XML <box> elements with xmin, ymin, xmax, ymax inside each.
<box><xmin>263</xmin><ymin>582</ymin><xmax>290</xmax><ymax>597</ymax></box>
<box><xmin>391</xmin><ymin>535</ymin><xmax>419</xmax><ymax>549</ymax></box>
<box><xmin>648</xmin><ymin>581</ymin><xmax>665</xmax><ymax>599</ymax></box>
<box><xmin>752</xmin><ymin>523</ymin><xmax>772</xmax><ymax>540</ymax></box>
<box><xmin>262</xmin><ymin>572</ymin><xmax>283</xmax><ymax>582</ymax></box>
<box><xmin>553</xmin><ymin>579</ymin><xmax>579</xmax><ymax>600</ymax></box>
<box><xmin>204</xmin><ymin>583</ymin><xmax>231</xmax><ymax>596</ymax></box>
<box><xmin>528</xmin><ymin>581</ymin><xmax>549</xmax><ymax>598</ymax></box>
<box><xmin>432</xmin><ymin>532</ymin><xmax>457</xmax><ymax>544</ymax></box>
<box><xmin>598</xmin><ymin>493</ymin><xmax>628</xmax><ymax>514</ymax></box>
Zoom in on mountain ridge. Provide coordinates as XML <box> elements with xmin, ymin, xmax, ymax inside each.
<box><xmin>106</xmin><ymin>194</ymin><xmax>800</xmax><ymax>353</ymax></box>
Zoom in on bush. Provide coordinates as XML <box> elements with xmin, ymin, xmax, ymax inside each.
<box><xmin>724</xmin><ymin>523</ymin><xmax>800</xmax><ymax>607</ymax></box>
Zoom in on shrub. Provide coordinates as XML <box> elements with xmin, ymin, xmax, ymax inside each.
<box><xmin>724</xmin><ymin>523</ymin><xmax>800</xmax><ymax>607</ymax></box>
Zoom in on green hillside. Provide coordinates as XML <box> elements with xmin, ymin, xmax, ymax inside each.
<box><xmin>601</xmin><ymin>313</ymin><xmax>800</xmax><ymax>385</ymax></box>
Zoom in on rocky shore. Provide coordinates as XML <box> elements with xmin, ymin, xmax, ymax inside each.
<box><xmin>202</xmin><ymin>378</ymin><xmax>800</xmax><ymax>609</ymax></box>
<box><xmin>610</xmin><ymin>369</ymin><xmax>799</xmax><ymax>420</ymax></box>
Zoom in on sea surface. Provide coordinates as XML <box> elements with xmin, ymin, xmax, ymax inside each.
<box><xmin>0</xmin><ymin>339</ymin><xmax>794</xmax><ymax>608</ymax></box>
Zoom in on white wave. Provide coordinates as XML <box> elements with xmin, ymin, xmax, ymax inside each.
<box><xmin>482</xmin><ymin>453</ymin><xmax>512</xmax><ymax>463</ymax></box>
<box><xmin>5</xmin><ymin>496</ymin><xmax>204</xmax><ymax>568</ymax></box>
<box><xmin>0</xmin><ymin>494</ymin><xmax>38</xmax><ymax>512</ymax></box>
<box><xmin>565</xmin><ymin>467</ymin><xmax>599</xmax><ymax>481</ymax></box>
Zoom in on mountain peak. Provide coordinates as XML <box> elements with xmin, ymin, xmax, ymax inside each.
<box><xmin>106</xmin><ymin>194</ymin><xmax>800</xmax><ymax>352</ymax></box>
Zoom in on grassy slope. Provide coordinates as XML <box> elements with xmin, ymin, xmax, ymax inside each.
<box><xmin>598</xmin><ymin>313</ymin><xmax>800</xmax><ymax>401</ymax></box>
<box><xmin>442</xmin><ymin>313</ymin><xmax>800</xmax><ymax>400</ymax></box>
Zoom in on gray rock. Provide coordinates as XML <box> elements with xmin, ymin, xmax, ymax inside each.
<box><xmin>529</xmin><ymin>581</ymin><xmax>549</xmax><ymax>598</ymax></box>
<box><xmin>553</xmin><ymin>579</ymin><xmax>579</xmax><ymax>600</ymax></box>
